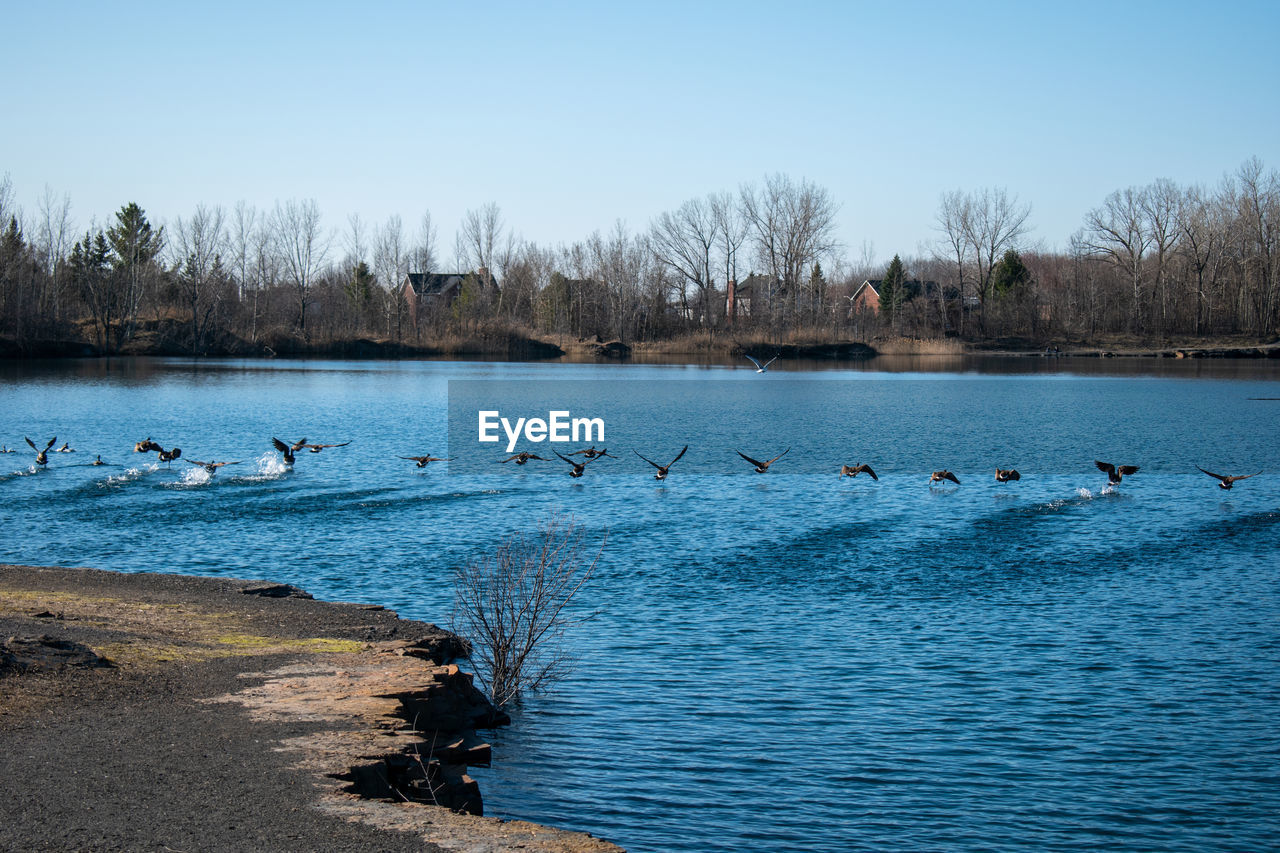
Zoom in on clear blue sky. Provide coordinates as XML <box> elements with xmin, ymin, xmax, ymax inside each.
<box><xmin>3</xmin><ymin>0</ymin><xmax>1277</xmax><ymax>267</ymax></box>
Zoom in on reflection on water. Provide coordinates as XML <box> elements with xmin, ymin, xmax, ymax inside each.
<box><xmin>2</xmin><ymin>356</ymin><xmax>1279</xmax><ymax>853</ymax></box>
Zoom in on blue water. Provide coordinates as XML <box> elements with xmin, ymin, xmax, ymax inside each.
<box><xmin>3</xmin><ymin>356</ymin><xmax>1280</xmax><ymax>852</ymax></box>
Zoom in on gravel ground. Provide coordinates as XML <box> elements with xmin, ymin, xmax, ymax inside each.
<box><xmin>0</xmin><ymin>565</ymin><xmax>621</xmax><ymax>853</ymax></box>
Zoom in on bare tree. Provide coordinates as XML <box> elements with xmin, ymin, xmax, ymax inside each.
<box><xmin>740</xmin><ymin>174</ymin><xmax>840</xmax><ymax>322</ymax></box>
<box><xmin>1141</xmin><ymin>178</ymin><xmax>1182</xmax><ymax>337</ymax></box>
<box><xmin>35</xmin><ymin>185</ymin><xmax>73</xmax><ymax>327</ymax></box>
<box><xmin>171</xmin><ymin>203</ymin><xmax>228</xmax><ymax>352</ymax></box>
<box><xmin>451</xmin><ymin>514</ymin><xmax>600</xmax><ymax>709</ymax></box>
<box><xmin>1083</xmin><ymin>186</ymin><xmax>1152</xmax><ymax>334</ymax></box>
<box><xmin>272</xmin><ymin>198</ymin><xmax>329</xmax><ymax>338</ymax></box>
<box><xmin>650</xmin><ymin>196</ymin><xmax>720</xmax><ymax>326</ymax></box>
<box><xmin>960</xmin><ymin>188</ymin><xmax>1032</xmax><ymax>333</ymax></box>
<box><xmin>374</xmin><ymin>214</ymin><xmax>409</xmax><ymax>339</ymax></box>
<box><xmin>456</xmin><ymin>202</ymin><xmax>503</xmax><ymax>288</ymax></box>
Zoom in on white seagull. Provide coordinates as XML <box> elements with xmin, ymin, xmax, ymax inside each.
<box><xmin>745</xmin><ymin>354</ymin><xmax>779</xmax><ymax>373</ymax></box>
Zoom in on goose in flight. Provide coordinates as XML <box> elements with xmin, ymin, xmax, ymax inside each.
<box><xmin>400</xmin><ymin>454</ymin><xmax>453</xmax><ymax>468</ymax></box>
<box><xmin>156</xmin><ymin>447</ymin><xmax>182</xmax><ymax>466</ymax></box>
<box><xmin>554</xmin><ymin>450</ymin><xmax>592</xmax><ymax>478</ymax></box>
<box><xmin>929</xmin><ymin>470</ymin><xmax>961</xmax><ymax>485</ymax></box>
<box><xmin>25</xmin><ymin>436</ymin><xmax>56</xmax><ymax>466</ymax></box>
<box><xmin>302</xmin><ymin>441</ymin><xmax>351</xmax><ymax>453</ymax></box>
<box><xmin>1095</xmin><ymin>461</ymin><xmax>1138</xmax><ymax>485</ymax></box>
<box><xmin>134</xmin><ymin>438</ymin><xmax>162</xmax><ymax>453</ymax></box>
<box><xmin>994</xmin><ymin>468</ymin><xmax>1021</xmax><ymax>483</ymax></box>
<box><xmin>571</xmin><ymin>446</ymin><xmax>616</xmax><ymax>459</ymax></box>
<box><xmin>736</xmin><ymin>448</ymin><xmax>789</xmax><ymax>473</ymax></box>
<box><xmin>1196</xmin><ymin>465</ymin><xmax>1261</xmax><ymax>490</ymax></box>
<box><xmin>271</xmin><ymin>437</ymin><xmax>304</xmax><ymax>465</ymax></box>
<box><xmin>634</xmin><ymin>445</ymin><xmax>688</xmax><ymax>480</ymax></box>
<box><xmin>839</xmin><ymin>463</ymin><xmax>878</xmax><ymax>480</ymax></box>
<box><xmin>745</xmin><ymin>353</ymin><xmax>779</xmax><ymax>373</ymax></box>
<box><xmin>499</xmin><ymin>451</ymin><xmax>549</xmax><ymax>464</ymax></box>
<box><xmin>187</xmin><ymin>459</ymin><xmax>240</xmax><ymax>475</ymax></box>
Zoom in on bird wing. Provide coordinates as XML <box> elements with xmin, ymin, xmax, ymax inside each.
<box><xmin>44</xmin><ymin>437</ymin><xmax>57</xmax><ymax>451</ymax></box>
<box><xmin>291</xmin><ymin>438</ymin><xmax>308</xmax><ymax>451</ymax></box>
<box><xmin>1005</xmin><ymin>470</ymin><xmax>1020</xmax><ymax>481</ymax></box>
<box><xmin>554</xmin><ymin>450</ymin><xmax>575</xmax><ymax>465</ymax></box>
<box><xmin>736</xmin><ymin>450</ymin><xmax>766</xmax><ymax>468</ymax></box>
<box><xmin>1117</xmin><ymin>465</ymin><xmax>1139</xmax><ymax>476</ymax></box>
<box><xmin>1196</xmin><ymin>465</ymin><xmax>1226</xmax><ymax>480</ymax></box>
<box><xmin>634</xmin><ymin>449</ymin><xmax>661</xmax><ymax>469</ymax></box>
<box><xmin>766</xmin><ymin>447</ymin><xmax>791</xmax><ymax>466</ymax></box>
<box><xmin>944</xmin><ymin>471</ymin><xmax>960</xmax><ymax>484</ymax></box>
<box><xmin>1095</xmin><ymin>461</ymin><xmax>1116</xmax><ymax>476</ymax></box>
<box><xmin>668</xmin><ymin>445</ymin><xmax>688</xmax><ymax>467</ymax></box>
<box><xmin>272</xmin><ymin>438</ymin><xmax>289</xmax><ymax>453</ymax></box>
<box><xmin>860</xmin><ymin>464</ymin><xmax>878</xmax><ymax>481</ymax></box>
<box><xmin>1231</xmin><ymin>471</ymin><xmax>1263</xmax><ymax>482</ymax></box>
<box><xmin>400</xmin><ymin>456</ymin><xmax>426</xmax><ymax>462</ymax></box>
<box><xmin>186</xmin><ymin>459</ymin><xmax>208</xmax><ymax>467</ymax></box>
<box><xmin>745</xmin><ymin>354</ymin><xmax>763</xmax><ymax>369</ymax></box>
<box><xmin>25</xmin><ymin>437</ymin><xmax>37</xmax><ymax>451</ymax></box>
<box><xmin>763</xmin><ymin>355</ymin><xmax>779</xmax><ymax>368</ymax></box>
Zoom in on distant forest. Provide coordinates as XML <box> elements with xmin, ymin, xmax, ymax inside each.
<box><xmin>0</xmin><ymin>157</ymin><xmax>1276</xmax><ymax>356</ymax></box>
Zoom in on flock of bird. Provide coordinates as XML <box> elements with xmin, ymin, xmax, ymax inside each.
<box><xmin>1</xmin><ymin>433</ymin><xmax>1264</xmax><ymax>490</ymax></box>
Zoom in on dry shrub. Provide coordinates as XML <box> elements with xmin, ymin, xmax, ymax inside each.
<box><xmin>451</xmin><ymin>514</ymin><xmax>601</xmax><ymax>709</ymax></box>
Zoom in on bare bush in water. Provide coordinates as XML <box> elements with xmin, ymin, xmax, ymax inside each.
<box><xmin>451</xmin><ymin>514</ymin><xmax>600</xmax><ymax>709</ymax></box>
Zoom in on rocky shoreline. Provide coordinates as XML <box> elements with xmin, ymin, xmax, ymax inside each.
<box><xmin>0</xmin><ymin>564</ymin><xmax>621</xmax><ymax>852</ymax></box>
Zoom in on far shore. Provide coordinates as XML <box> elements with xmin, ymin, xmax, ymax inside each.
<box><xmin>3</xmin><ymin>331</ymin><xmax>1279</xmax><ymax>364</ymax></box>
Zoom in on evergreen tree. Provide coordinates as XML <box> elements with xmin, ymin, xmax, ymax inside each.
<box><xmin>879</xmin><ymin>254</ymin><xmax>907</xmax><ymax>331</ymax></box>
<box><xmin>990</xmin><ymin>248</ymin><xmax>1031</xmax><ymax>298</ymax></box>
<box><xmin>345</xmin><ymin>260</ymin><xmax>375</xmax><ymax>307</ymax></box>
<box><xmin>106</xmin><ymin>203</ymin><xmax>164</xmax><ymax>344</ymax></box>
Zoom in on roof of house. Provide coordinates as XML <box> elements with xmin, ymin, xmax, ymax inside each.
<box><xmin>403</xmin><ymin>272</ymin><xmax>465</xmax><ymax>297</ymax></box>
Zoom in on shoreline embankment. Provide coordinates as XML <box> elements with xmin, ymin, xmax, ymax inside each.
<box><xmin>0</xmin><ymin>564</ymin><xmax>622</xmax><ymax>853</ymax></box>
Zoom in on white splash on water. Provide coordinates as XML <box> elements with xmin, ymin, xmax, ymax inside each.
<box><xmin>177</xmin><ymin>467</ymin><xmax>213</xmax><ymax>487</ymax></box>
<box><xmin>252</xmin><ymin>452</ymin><xmax>290</xmax><ymax>478</ymax></box>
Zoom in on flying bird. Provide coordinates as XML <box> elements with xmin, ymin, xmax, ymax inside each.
<box><xmin>571</xmin><ymin>446</ymin><xmax>617</xmax><ymax>459</ymax></box>
<box><xmin>25</xmin><ymin>436</ymin><xmax>56</xmax><ymax>466</ymax></box>
<box><xmin>134</xmin><ymin>438</ymin><xmax>162</xmax><ymax>453</ymax></box>
<box><xmin>1196</xmin><ymin>465</ymin><xmax>1261</xmax><ymax>490</ymax></box>
<box><xmin>745</xmin><ymin>353</ymin><xmax>779</xmax><ymax>373</ymax></box>
<box><xmin>187</xmin><ymin>459</ymin><xmax>240</xmax><ymax>475</ymax></box>
<box><xmin>271</xmin><ymin>437</ymin><xmax>301</xmax><ymax>465</ymax></box>
<box><xmin>995</xmin><ymin>468</ymin><xmax>1021</xmax><ymax>483</ymax></box>
<box><xmin>736</xmin><ymin>448</ymin><xmax>789</xmax><ymax>473</ymax></box>
<box><xmin>400</xmin><ymin>455</ymin><xmax>453</xmax><ymax>468</ymax></box>
<box><xmin>1095</xmin><ymin>461</ymin><xmax>1139</xmax><ymax>485</ymax></box>
<box><xmin>930</xmin><ymin>470</ymin><xmax>961</xmax><ymax>485</ymax></box>
<box><xmin>302</xmin><ymin>441</ymin><xmax>351</xmax><ymax>453</ymax></box>
<box><xmin>634</xmin><ymin>445</ymin><xmax>688</xmax><ymax>480</ymax></box>
<box><xmin>840</xmin><ymin>463</ymin><xmax>878</xmax><ymax>480</ymax></box>
<box><xmin>554</xmin><ymin>450</ymin><xmax>592</xmax><ymax>478</ymax></box>
<box><xmin>156</xmin><ymin>447</ymin><xmax>182</xmax><ymax>466</ymax></box>
<box><xmin>499</xmin><ymin>451</ymin><xmax>549</xmax><ymax>464</ymax></box>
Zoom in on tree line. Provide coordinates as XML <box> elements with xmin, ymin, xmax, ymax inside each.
<box><xmin>1</xmin><ymin>158</ymin><xmax>1276</xmax><ymax>356</ymax></box>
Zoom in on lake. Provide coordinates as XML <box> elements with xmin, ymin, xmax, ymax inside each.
<box><xmin>3</xmin><ymin>355</ymin><xmax>1279</xmax><ymax>852</ymax></box>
